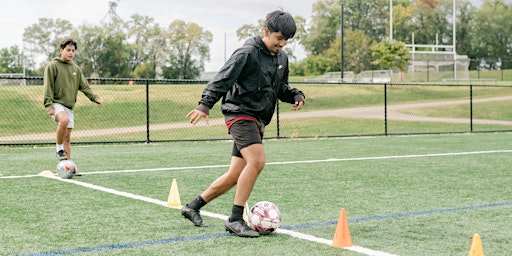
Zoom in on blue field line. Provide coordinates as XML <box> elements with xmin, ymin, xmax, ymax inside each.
<box><xmin>280</xmin><ymin>201</ymin><xmax>512</xmax><ymax>230</ymax></box>
<box><xmin>17</xmin><ymin>233</ymin><xmax>229</xmax><ymax>256</ymax></box>
<box><xmin>18</xmin><ymin>201</ymin><xmax>512</xmax><ymax>256</ymax></box>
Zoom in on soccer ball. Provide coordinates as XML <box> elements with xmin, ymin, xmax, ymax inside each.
<box><xmin>249</xmin><ymin>201</ymin><xmax>281</xmax><ymax>235</ymax></box>
<box><xmin>56</xmin><ymin>160</ymin><xmax>77</xmax><ymax>179</ymax></box>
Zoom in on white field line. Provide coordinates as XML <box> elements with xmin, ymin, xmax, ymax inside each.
<box><xmin>38</xmin><ymin>173</ymin><xmax>397</xmax><ymax>256</ymax></box>
<box><xmin>3</xmin><ymin>149</ymin><xmax>512</xmax><ymax>179</ymax></box>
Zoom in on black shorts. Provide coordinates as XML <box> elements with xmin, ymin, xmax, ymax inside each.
<box><xmin>229</xmin><ymin>120</ymin><xmax>264</xmax><ymax>158</ymax></box>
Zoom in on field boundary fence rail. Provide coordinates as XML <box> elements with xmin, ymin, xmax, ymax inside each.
<box><xmin>1</xmin><ymin>75</ymin><xmax>512</xmax><ymax>146</ymax></box>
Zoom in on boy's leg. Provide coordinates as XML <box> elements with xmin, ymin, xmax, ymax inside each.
<box><xmin>202</xmin><ymin>156</ymin><xmax>246</xmax><ymax>202</ymax></box>
<box><xmin>223</xmin><ymin>121</ymin><xmax>264</xmax><ymax>237</ymax></box>
<box><xmin>181</xmin><ymin>155</ymin><xmax>246</xmax><ymax>227</ymax></box>
<box><xmin>55</xmin><ymin>111</ymin><xmax>69</xmax><ymax>160</ymax></box>
<box><xmin>232</xmin><ymin>144</ymin><xmax>265</xmax><ymax>207</ymax></box>
<box><xmin>224</xmin><ymin>143</ymin><xmax>264</xmax><ymax>237</ymax></box>
<box><xmin>63</xmin><ymin>128</ymin><xmax>72</xmax><ymax>159</ymax></box>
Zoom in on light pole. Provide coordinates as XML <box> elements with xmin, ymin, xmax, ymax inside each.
<box><xmin>453</xmin><ymin>0</ymin><xmax>457</xmax><ymax>80</ymax></box>
<box><xmin>341</xmin><ymin>3</ymin><xmax>344</xmax><ymax>81</ymax></box>
<box><xmin>390</xmin><ymin>0</ymin><xmax>393</xmax><ymax>40</ymax></box>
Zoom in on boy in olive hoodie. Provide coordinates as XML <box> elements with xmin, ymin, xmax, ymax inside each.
<box><xmin>43</xmin><ymin>38</ymin><xmax>104</xmax><ymax>163</ymax></box>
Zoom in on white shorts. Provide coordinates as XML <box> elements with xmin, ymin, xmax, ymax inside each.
<box><xmin>53</xmin><ymin>103</ymin><xmax>74</xmax><ymax>128</ymax></box>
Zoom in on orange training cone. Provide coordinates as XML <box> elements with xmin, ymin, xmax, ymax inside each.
<box><xmin>468</xmin><ymin>233</ymin><xmax>484</xmax><ymax>256</ymax></box>
<box><xmin>332</xmin><ymin>208</ymin><xmax>353</xmax><ymax>248</ymax></box>
<box><xmin>167</xmin><ymin>179</ymin><xmax>182</xmax><ymax>207</ymax></box>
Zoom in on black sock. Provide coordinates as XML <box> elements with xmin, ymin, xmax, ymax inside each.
<box><xmin>187</xmin><ymin>195</ymin><xmax>207</xmax><ymax>211</ymax></box>
<box><xmin>228</xmin><ymin>204</ymin><xmax>244</xmax><ymax>222</ymax></box>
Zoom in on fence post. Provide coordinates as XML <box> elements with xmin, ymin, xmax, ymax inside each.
<box><xmin>276</xmin><ymin>100</ymin><xmax>280</xmax><ymax>138</ymax></box>
<box><xmin>470</xmin><ymin>83</ymin><xmax>473</xmax><ymax>132</ymax></box>
<box><xmin>384</xmin><ymin>83</ymin><xmax>388</xmax><ymax>135</ymax></box>
<box><xmin>146</xmin><ymin>78</ymin><xmax>150</xmax><ymax>143</ymax></box>
<box><xmin>427</xmin><ymin>60</ymin><xmax>430</xmax><ymax>82</ymax></box>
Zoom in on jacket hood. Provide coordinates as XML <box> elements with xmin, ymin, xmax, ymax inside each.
<box><xmin>244</xmin><ymin>36</ymin><xmax>273</xmax><ymax>57</ymax></box>
<box><xmin>53</xmin><ymin>57</ymin><xmax>74</xmax><ymax>64</ymax></box>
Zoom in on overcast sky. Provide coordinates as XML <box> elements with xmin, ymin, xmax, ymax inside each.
<box><xmin>0</xmin><ymin>0</ymin><xmax>316</xmax><ymax>71</ymax></box>
<box><xmin>0</xmin><ymin>0</ymin><xmax>494</xmax><ymax>71</ymax></box>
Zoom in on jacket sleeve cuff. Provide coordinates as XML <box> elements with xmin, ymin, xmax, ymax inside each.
<box><xmin>294</xmin><ymin>95</ymin><xmax>305</xmax><ymax>102</ymax></box>
<box><xmin>195</xmin><ymin>104</ymin><xmax>210</xmax><ymax>115</ymax></box>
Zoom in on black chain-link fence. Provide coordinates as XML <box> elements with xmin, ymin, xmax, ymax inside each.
<box><xmin>1</xmin><ymin>75</ymin><xmax>512</xmax><ymax>146</ymax></box>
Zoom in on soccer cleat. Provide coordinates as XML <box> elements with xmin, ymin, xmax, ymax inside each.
<box><xmin>225</xmin><ymin>219</ymin><xmax>260</xmax><ymax>238</ymax></box>
<box><xmin>181</xmin><ymin>205</ymin><xmax>208</xmax><ymax>227</ymax></box>
<box><xmin>71</xmin><ymin>170</ymin><xmax>82</xmax><ymax>176</ymax></box>
<box><xmin>56</xmin><ymin>150</ymin><xmax>67</xmax><ymax>161</ymax></box>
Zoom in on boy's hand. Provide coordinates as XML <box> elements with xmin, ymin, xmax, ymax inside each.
<box><xmin>292</xmin><ymin>101</ymin><xmax>304</xmax><ymax>110</ymax></box>
<box><xmin>186</xmin><ymin>109</ymin><xmax>209</xmax><ymax>125</ymax></box>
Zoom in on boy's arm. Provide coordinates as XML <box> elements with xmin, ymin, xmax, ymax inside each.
<box><xmin>278</xmin><ymin>64</ymin><xmax>305</xmax><ymax>105</ymax></box>
<box><xmin>43</xmin><ymin>63</ymin><xmax>55</xmax><ymax>110</ymax></box>
<box><xmin>78</xmin><ymin>69</ymin><xmax>100</xmax><ymax>104</ymax></box>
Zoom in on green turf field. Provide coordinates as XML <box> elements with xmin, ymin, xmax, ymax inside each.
<box><xmin>1</xmin><ymin>133</ymin><xmax>511</xmax><ymax>255</ymax></box>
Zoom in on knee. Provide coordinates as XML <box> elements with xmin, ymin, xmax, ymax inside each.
<box><xmin>59</xmin><ymin>117</ymin><xmax>69</xmax><ymax>127</ymax></box>
<box><xmin>252</xmin><ymin>159</ymin><xmax>266</xmax><ymax>171</ymax></box>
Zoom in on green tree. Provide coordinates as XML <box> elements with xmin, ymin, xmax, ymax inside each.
<box><xmin>371</xmin><ymin>39</ymin><xmax>411</xmax><ymax>72</ymax></box>
<box><xmin>342</xmin><ymin>0</ymin><xmax>389</xmax><ymax>41</ymax></box>
<box><xmin>236</xmin><ymin>21</ymin><xmax>265</xmax><ymax>39</ymax></box>
<box><xmin>298</xmin><ymin>0</ymin><xmax>384</xmax><ymax>75</ymax></box>
<box><xmin>161</xmin><ymin>20</ymin><xmax>212</xmax><ymax>79</ymax></box>
<box><xmin>74</xmin><ymin>21</ymin><xmax>130</xmax><ymax>78</ymax></box>
<box><xmin>470</xmin><ymin>0</ymin><xmax>512</xmax><ymax>69</ymax></box>
<box><xmin>389</xmin><ymin>0</ymin><xmax>415</xmax><ymax>42</ymax></box>
<box><xmin>410</xmin><ymin>0</ymin><xmax>453</xmax><ymax>46</ymax></box>
<box><xmin>0</xmin><ymin>46</ymin><xmax>24</xmax><ymax>73</ymax></box>
<box><xmin>74</xmin><ymin>24</ymin><xmax>107</xmax><ymax>76</ymax></box>
<box><xmin>302</xmin><ymin>0</ymin><xmax>341</xmax><ymax>56</ymax></box>
<box><xmin>125</xmin><ymin>15</ymin><xmax>164</xmax><ymax>77</ymax></box>
<box><xmin>342</xmin><ymin>29</ymin><xmax>376</xmax><ymax>74</ymax></box>
<box><xmin>454</xmin><ymin>1</ymin><xmax>475</xmax><ymax>60</ymax></box>
<box><xmin>22</xmin><ymin>18</ymin><xmax>74</xmax><ymax>70</ymax></box>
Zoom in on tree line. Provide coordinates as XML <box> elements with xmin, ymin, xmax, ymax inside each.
<box><xmin>0</xmin><ymin>0</ymin><xmax>510</xmax><ymax>78</ymax></box>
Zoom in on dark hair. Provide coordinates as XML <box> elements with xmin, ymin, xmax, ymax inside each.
<box><xmin>264</xmin><ymin>10</ymin><xmax>296</xmax><ymax>40</ymax></box>
<box><xmin>59</xmin><ymin>38</ymin><xmax>78</xmax><ymax>50</ymax></box>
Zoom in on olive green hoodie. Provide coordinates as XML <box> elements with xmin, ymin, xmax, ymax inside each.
<box><xmin>43</xmin><ymin>57</ymin><xmax>99</xmax><ymax>110</ymax></box>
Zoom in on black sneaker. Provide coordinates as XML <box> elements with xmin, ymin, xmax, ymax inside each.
<box><xmin>225</xmin><ymin>219</ymin><xmax>260</xmax><ymax>238</ymax></box>
<box><xmin>56</xmin><ymin>150</ymin><xmax>67</xmax><ymax>161</ymax></box>
<box><xmin>181</xmin><ymin>205</ymin><xmax>208</xmax><ymax>227</ymax></box>
<box><xmin>71</xmin><ymin>170</ymin><xmax>82</xmax><ymax>176</ymax></box>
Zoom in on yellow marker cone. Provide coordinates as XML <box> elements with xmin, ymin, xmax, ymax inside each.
<box><xmin>332</xmin><ymin>208</ymin><xmax>353</xmax><ymax>248</ymax></box>
<box><xmin>468</xmin><ymin>233</ymin><xmax>484</xmax><ymax>256</ymax></box>
<box><xmin>243</xmin><ymin>201</ymin><xmax>250</xmax><ymax>223</ymax></box>
<box><xmin>167</xmin><ymin>179</ymin><xmax>182</xmax><ymax>207</ymax></box>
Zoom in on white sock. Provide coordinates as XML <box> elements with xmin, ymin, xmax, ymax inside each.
<box><xmin>56</xmin><ymin>144</ymin><xmax>64</xmax><ymax>152</ymax></box>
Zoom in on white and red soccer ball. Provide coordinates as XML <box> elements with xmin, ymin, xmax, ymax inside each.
<box><xmin>249</xmin><ymin>201</ymin><xmax>281</xmax><ymax>235</ymax></box>
<box><xmin>56</xmin><ymin>160</ymin><xmax>77</xmax><ymax>179</ymax></box>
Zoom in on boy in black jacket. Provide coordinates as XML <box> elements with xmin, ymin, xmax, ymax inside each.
<box><xmin>182</xmin><ymin>10</ymin><xmax>305</xmax><ymax>238</ymax></box>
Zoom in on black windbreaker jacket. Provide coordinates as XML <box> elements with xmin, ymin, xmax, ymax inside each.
<box><xmin>197</xmin><ymin>36</ymin><xmax>304</xmax><ymax>126</ymax></box>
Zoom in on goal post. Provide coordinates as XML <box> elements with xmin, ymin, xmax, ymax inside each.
<box><xmin>405</xmin><ymin>43</ymin><xmax>469</xmax><ymax>83</ymax></box>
